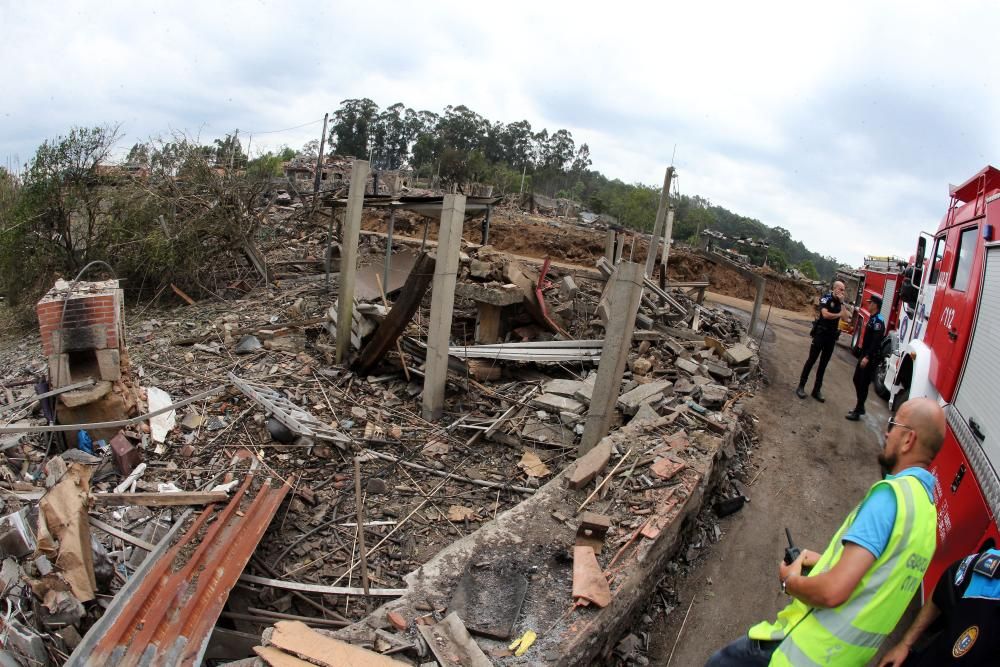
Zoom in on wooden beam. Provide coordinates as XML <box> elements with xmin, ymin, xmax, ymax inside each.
<box><xmin>336</xmin><ymin>159</ymin><xmax>370</xmax><ymax>363</ymax></box>
<box><xmin>422</xmin><ymin>194</ymin><xmax>466</xmax><ymax>421</ymax></box>
<box><xmin>91</xmin><ymin>491</ymin><xmax>229</xmax><ymax>507</ymax></box>
<box><xmin>355</xmin><ymin>253</ymin><xmax>435</xmax><ymax>375</ymax></box>
<box><xmin>475</xmin><ymin>302</ymin><xmax>502</xmax><ymax>344</ymax></box>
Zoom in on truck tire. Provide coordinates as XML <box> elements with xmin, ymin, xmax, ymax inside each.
<box><xmin>873</xmin><ymin>356</ymin><xmax>891</xmax><ymax>400</ymax></box>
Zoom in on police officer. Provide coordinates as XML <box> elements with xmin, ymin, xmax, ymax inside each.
<box><xmin>796</xmin><ymin>281</ymin><xmax>851</xmax><ymax>402</ymax></box>
<box><xmin>846</xmin><ymin>294</ymin><xmax>886</xmax><ymax>421</ymax></box>
<box><xmin>878</xmin><ymin>547</ymin><xmax>1000</xmax><ymax>666</ymax></box>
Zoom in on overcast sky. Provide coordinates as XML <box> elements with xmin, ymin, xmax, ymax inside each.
<box><xmin>3</xmin><ymin>0</ymin><xmax>999</xmax><ymax>267</ymax></box>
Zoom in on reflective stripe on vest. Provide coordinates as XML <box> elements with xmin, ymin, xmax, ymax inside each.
<box><xmin>748</xmin><ymin>475</ymin><xmax>936</xmax><ymax>666</ymax></box>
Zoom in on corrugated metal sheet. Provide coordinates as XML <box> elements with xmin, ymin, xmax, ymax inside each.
<box><xmin>67</xmin><ymin>452</ymin><xmax>290</xmax><ymax>667</ymax></box>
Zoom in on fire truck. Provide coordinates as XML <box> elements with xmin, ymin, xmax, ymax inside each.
<box><xmin>836</xmin><ymin>256</ymin><xmax>909</xmax><ymax>360</ymax></box>
<box><xmin>880</xmin><ymin>165</ymin><xmax>1000</xmax><ymax>591</ymax></box>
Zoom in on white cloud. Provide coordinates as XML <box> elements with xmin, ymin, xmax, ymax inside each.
<box><xmin>3</xmin><ymin>0</ymin><xmax>1000</xmax><ymax>265</ymax></box>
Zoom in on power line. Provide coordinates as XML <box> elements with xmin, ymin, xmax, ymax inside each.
<box><xmin>244</xmin><ymin>117</ymin><xmax>326</xmax><ymax>135</ymax></box>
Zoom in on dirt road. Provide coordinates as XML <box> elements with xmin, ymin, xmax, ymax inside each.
<box><xmin>648</xmin><ymin>297</ymin><xmax>892</xmax><ymax>665</ymax></box>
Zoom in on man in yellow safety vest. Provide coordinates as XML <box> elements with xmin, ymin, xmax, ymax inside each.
<box><xmin>705</xmin><ymin>397</ymin><xmax>945</xmax><ymax>666</ymax></box>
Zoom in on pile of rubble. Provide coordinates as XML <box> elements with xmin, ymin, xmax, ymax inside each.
<box><xmin>0</xmin><ymin>185</ymin><xmax>759</xmax><ymax>665</ymax></box>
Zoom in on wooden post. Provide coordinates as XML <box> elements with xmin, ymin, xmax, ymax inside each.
<box><xmin>580</xmin><ymin>262</ymin><xmax>644</xmax><ymax>453</ymax></box>
<box><xmin>313</xmin><ymin>113</ymin><xmax>329</xmax><ymax>195</ymax></box>
<box><xmin>335</xmin><ymin>160</ymin><xmax>370</xmax><ymax>364</ymax></box>
<box><xmin>481</xmin><ymin>205</ymin><xmax>492</xmax><ymax>245</ymax></box>
<box><xmin>353</xmin><ymin>457</ymin><xmax>370</xmax><ymax>599</ymax></box>
<box><xmin>475</xmin><ymin>303</ymin><xmax>502</xmax><ymax>344</ymax></box>
<box><xmin>383</xmin><ymin>207</ymin><xmax>396</xmax><ymax>291</ymax></box>
<box><xmin>422</xmin><ymin>194</ymin><xmax>466</xmax><ymax>421</ymax></box>
<box><xmin>645</xmin><ymin>167</ymin><xmax>674</xmax><ymax>277</ymax></box>
<box><xmin>355</xmin><ymin>253</ymin><xmax>436</xmax><ymax>375</ymax></box>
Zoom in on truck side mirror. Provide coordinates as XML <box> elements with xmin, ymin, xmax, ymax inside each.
<box><xmin>915</xmin><ymin>237</ymin><xmax>926</xmax><ymax>268</ymax></box>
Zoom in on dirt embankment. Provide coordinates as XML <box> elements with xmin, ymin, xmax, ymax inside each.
<box><xmin>362</xmin><ymin>207</ymin><xmax>818</xmax><ymax>313</ymax></box>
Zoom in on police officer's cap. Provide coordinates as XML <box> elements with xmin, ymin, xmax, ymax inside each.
<box><xmin>868</xmin><ymin>294</ymin><xmax>883</xmax><ymax>307</ymax></box>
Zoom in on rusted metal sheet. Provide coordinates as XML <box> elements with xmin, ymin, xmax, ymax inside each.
<box><xmin>67</xmin><ymin>453</ymin><xmax>290</xmax><ymax>667</ymax></box>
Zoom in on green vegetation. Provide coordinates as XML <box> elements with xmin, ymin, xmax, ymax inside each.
<box><xmin>0</xmin><ymin>107</ymin><xmax>843</xmax><ymax>319</ymax></box>
<box><xmin>329</xmin><ymin>98</ymin><xmax>842</xmax><ymax>279</ymax></box>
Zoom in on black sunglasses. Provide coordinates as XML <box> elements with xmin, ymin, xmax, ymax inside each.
<box><xmin>887</xmin><ymin>418</ymin><xmax>913</xmax><ymax>433</ymax></box>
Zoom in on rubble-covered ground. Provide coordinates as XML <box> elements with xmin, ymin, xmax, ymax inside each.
<box><xmin>0</xmin><ymin>194</ymin><xmax>764</xmax><ymax>665</ymax></box>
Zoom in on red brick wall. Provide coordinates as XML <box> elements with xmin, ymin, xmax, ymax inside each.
<box><xmin>37</xmin><ymin>293</ymin><xmax>120</xmax><ymax>357</ymax></box>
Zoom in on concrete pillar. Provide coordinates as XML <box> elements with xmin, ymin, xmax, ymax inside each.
<box><xmin>335</xmin><ymin>159</ymin><xmax>370</xmax><ymax>364</ymax></box>
<box><xmin>645</xmin><ymin>167</ymin><xmax>674</xmax><ymax>277</ymax></box>
<box><xmin>580</xmin><ymin>262</ymin><xmax>644</xmax><ymax>454</ymax></box>
<box><xmin>615</xmin><ymin>232</ymin><xmax>626</xmax><ymax>264</ymax></box>
<box><xmin>605</xmin><ymin>229</ymin><xmax>616</xmax><ymax>263</ymax></box>
<box><xmin>422</xmin><ymin>194</ymin><xmax>467</xmax><ymax>421</ymax></box>
<box><xmin>661</xmin><ymin>208</ymin><xmax>676</xmax><ymax>268</ymax></box>
<box><xmin>749</xmin><ymin>276</ymin><xmax>766</xmax><ymax>337</ymax></box>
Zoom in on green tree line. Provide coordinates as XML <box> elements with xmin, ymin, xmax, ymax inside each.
<box><xmin>326</xmin><ymin>98</ymin><xmax>841</xmax><ymax>279</ymax></box>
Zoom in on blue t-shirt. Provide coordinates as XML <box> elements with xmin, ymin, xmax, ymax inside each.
<box><xmin>842</xmin><ymin>468</ymin><xmax>936</xmax><ymax>559</ymax></box>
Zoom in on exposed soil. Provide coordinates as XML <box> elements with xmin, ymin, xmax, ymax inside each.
<box><xmin>646</xmin><ymin>295</ymin><xmax>895</xmax><ymax>665</ymax></box>
<box><xmin>361</xmin><ymin>206</ymin><xmax>819</xmax><ymax>313</ymax></box>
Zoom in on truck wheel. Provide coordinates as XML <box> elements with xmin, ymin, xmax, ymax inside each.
<box><xmin>873</xmin><ymin>356</ymin><xmax>891</xmax><ymax>400</ymax></box>
<box><xmin>890</xmin><ymin>384</ymin><xmax>909</xmax><ymax>413</ymax></box>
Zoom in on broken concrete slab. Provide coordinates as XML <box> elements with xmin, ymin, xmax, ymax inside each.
<box><xmin>454</xmin><ymin>282</ymin><xmax>524</xmax><ymax>307</ymax></box>
<box><xmin>568</xmin><ymin>437</ymin><xmax>612</xmax><ymax>490</ymax></box>
<box><xmin>704</xmin><ymin>361</ymin><xmax>734</xmax><ymax>380</ymax></box>
<box><xmin>532</xmin><ymin>393</ymin><xmax>585</xmax><ymax>415</ymax></box>
<box><xmin>542</xmin><ymin>379</ymin><xmax>588</xmax><ymax>398</ymax></box>
<box><xmin>632</xmin><ymin>401</ymin><xmax>661</xmax><ymax>423</ymax></box>
<box><xmin>724</xmin><ymin>343</ymin><xmax>754</xmax><ymax>365</ymax></box>
<box><xmin>617</xmin><ymin>380</ymin><xmax>672</xmax><ymax>415</ymax></box>
<box><xmin>673</xmin><ymin>378</ymin><xmax>696</xmax><ymax>395</ymax></box>
<box><xmin>573</xmin><ymin>374</ymin><xmax>597</xmax><ymax>404</ymax></box>
<box><xmin>674</xmin><ymin>357</ymin><xmax>701</xmax><ymax>375</ymax></box>
<box><xmin>699</xmin><ymin>384</ymin><xmax>728</xmax><ymax>409</ymax></box>
<box><xmin>59</xmin><ymin>381</ymin><xmax>112</xmax><ymax>409</ymax></box>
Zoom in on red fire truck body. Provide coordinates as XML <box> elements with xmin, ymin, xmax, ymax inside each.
<box><xmin>839</xmin><ymin>256</ymin><xmax>908</xmax><ymax>356</ymax></box>
<box><xmin>881</xmin><ymin>165</ymin><xmax>1000</xmax><ymax>592</ymax></box>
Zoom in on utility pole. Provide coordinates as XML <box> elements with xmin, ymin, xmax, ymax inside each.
<box><xmin>229</xmin><ymin>129</ymin><xmax>239</xmax><ymax>171</ymax></box>
<box><xmin>645</xmin><ymin>166</ymin><xmax>674</xmax><ymax>277</ymax></box>
<box><xmin>313</xmin><ymin>112</ymin><xmax>329</xmax><ymax>195</ymax></box>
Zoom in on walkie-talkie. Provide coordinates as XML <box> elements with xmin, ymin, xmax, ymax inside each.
<box><xmin>783</xmin><ymin>527</ymin><xmax>802</xmax><ymax>565</ymax></box>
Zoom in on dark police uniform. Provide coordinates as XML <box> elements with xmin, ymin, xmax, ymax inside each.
<box><xmin>797</xmin><ymin>292</ymin><xmax>842</xmax><ymax>399</ymax></box>
<box><xmin>847</xmin><ymin>307</ymin><xmax>885</xmax><ymax>419</ymax></box>
<box><xmin>905</xmin><ymin>548</ymin><xmax>1000</xmax><ymax>666</ymax></box>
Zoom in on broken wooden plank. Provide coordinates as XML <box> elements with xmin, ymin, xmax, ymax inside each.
<box><xmin>90</xmin><ymin>491</ymin><xmax>229</xmax><ymax>507</ymax></box>
<box><xmin>170</xmin><ymin>283</ymin><xmax>196</xmax><ymax>305</ymax></box>
<box><xmin>239</xmin><ymin>573</ymin><xmax>405</xmax><ymax>598</ymax></box>
<box><xmin>88</xmin><ymin>516</ymin><xmax>156</xmax><ymax>552</ymax></box>
<box><xmin>416</xmin><ymin>612</ymin><xmax>492</xmax><ymax>667</ymax></box>
<box><xmin>355</xmin><ymin>252</ymin><xmax>435</xmax><ymax>375</ymax></box>
<box><xmin>269</xmin><ymin>620</ymin><xmax>406</xmax><ymax>667</ymax></box>
<box><xmin>254</xmin><ymin>646</ymin><xmax>314</xmax><ymax>667</ymax></box>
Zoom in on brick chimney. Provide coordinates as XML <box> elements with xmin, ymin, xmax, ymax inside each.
<box><xmin>36</xmin><ymin>279</ymin><xmax>124</xmax><ymax>388</ymax></box>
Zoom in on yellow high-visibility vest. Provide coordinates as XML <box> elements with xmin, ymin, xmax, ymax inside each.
<box><xmin>748</xmin><ymin>474</ymin><xmax>936</xmax><ymax>666</ymax></box>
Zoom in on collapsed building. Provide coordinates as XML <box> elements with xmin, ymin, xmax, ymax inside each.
<box><xmin>0</xmin><ymin>161</ymin><xmax>764</xmax><ymax>666</ymax></box>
